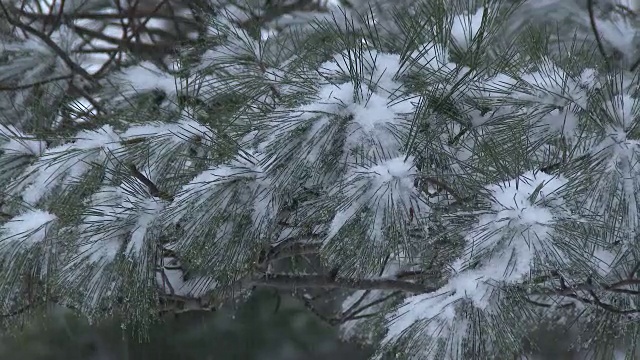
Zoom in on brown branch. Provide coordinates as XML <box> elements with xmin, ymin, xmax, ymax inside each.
<box><xmin>339</xmin><ymin>258</ymin><xmax>398</xmax><ymax>316</ymax></box>
<box><xmin>395</xmin><ymin>269</ymin><xmax>426</xmax><ymax>280</ymax></box>
<box><xmin>539</xmin><ymin>153</ymin><xmax>590</xmax><ymax>175</ymax></box>
<box><xmin>259</xmin><ymin>239</ymin><xmax>322</xmax><ymax>266</ymax></box>
<box><xmin>587</xmin><ymin>0</ymin><xmax>611</xmax><ymax>71</ymax></box>
<box><xmin>68</xmin><ymin>81</ymin><xmax>106</xmax><ymax>114</ymax></box>
<box><xmin>48</xmin><ymin>0</ymin><xmax>66</xmax><ymax>36</ymax></box>
<box><xmin>69</xmin><ymin>22</ymin><xmax>176</xmax><ymax>56</ymax></box>
<box><xmin>527</xmin><ymin>273</ymin><xmax>640</xmax><ymax>314</ymax></box>
<box><xmin>341</xmin><ymin>290</ymin><xmax>371</xmax><ymax>318</ymax></box>
<box><xmin>1</xmin><ymin>297</ymin><xmax>78</xmax><ymax>318</ymax></box>
<box><xmin>250</xmin><ymin>274</ymin><xmax>431</xmax><ymax>293</ymax></box>
<box><xmin>342</xmin><ymin>291</ymin><xmax>402</xmax><ymax>320</ymax></box>
<box><xmin>127</xmin><ymin>163</ymin><xmax>174</xmax><ymax>201</ymax></box>
<box><xmin>17</xmin><ymin>9</ymin><xmax>196</xmax><ymax>22</ymax></box>
<box><xmin>0</xmin><ymin>3</ymin><xmax>96</xmax><ymax>85</ymax></box>
<box><xmin>158</xmin><ymin>267</ymin><xmax>175</xmax><ymax>295</ymax></box>
<box><xmin>419</xmin><ymin>176</ymin><xmax>464</xmax><ymax>203</ymax></box>
<box><xmin>293</xmin><ymin>291</ymin><xmax>339</xmax><ymax>326</ymax></box>
<box><xmin>86</xmin><ymin>0</ymin><xmax>172</xmax><ymax>77</ymax></box>
<box><xmin>522</xmin><ymin>296</ymin><xmax>575</xmax><ymax>309</ymax></box>
<box><xmin>237</xmin><ymin>0</ymin><xmax>326</xmax><ymax>29</ymax></box>
<box><xmin>0</xmin><ymin>74</ymin><xmax>73</xmax><ymax>91</ymax></box>
<box><xmin>562</xmin><ymin>291</ymin><xmax>640</xmax><ymax>314</ymax></box>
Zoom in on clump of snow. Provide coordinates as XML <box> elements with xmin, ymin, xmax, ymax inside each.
<box><xmin>585</xmin><ymin>93</ymin><xmax>640</xmax><ymax>231</ymax></box>
<box><xmin>114</xmin><ymin>61</ymin><xmax>178</xmax><ymax>96</ymax></box>
<box><xmin>450</xmin><ymin>7</ymin><xmax>487</xmax><ymax>50</ymax></box>
<box><xmin>511</xmin><ymin>61</ymin><xmax>597</xmax><ymax>113</ymax></box>
<box><xmin>165</xmin><ymin>150</ymin><xmax>275</xmax><ymax>241</ymax></box>
<box><xmin>0</xmin><ymin>125</ymin><xmax>46</xmax><ymax>156</ymax></box>
<box><xmin>464</xmin><ymin>171</ymin><xmax>569</xmax><ymax>281</ymax></box>
<box><xmin>16</xmin><ymin>125</ymin><xmax>121</xmax><ymax>205</ymax></box>
<box><xmin>326</xmin><ymin>156</ymin><xmax>421</xmax><ymax>244</ymax></box>
<box><xmin>274</xmin><ymin>49</ymin><xmax>416</xmax><ymax>166</ymax></box>
<box><xmin>408</xmin><ymin>42</ymin><xmax>455</xmax><ymax>73</ymax></box>
<box><xmin>384</xmin><ymin>171</ymin><xmax>569</xmax><ymax>347</ymax></box>
<box><xmin>122</xmin><ymin>111</ymin><xmax>215</xmax><ymax>146</ymax></box>
<box><xmin>126</xmin><ymin>197</ymin><xmax>165</xmax><ymax>256</ymax></box>
<box><xmin>0</xmin><ymin>209</ymin><xmax>57</xmax><ymax>249</ymax></box>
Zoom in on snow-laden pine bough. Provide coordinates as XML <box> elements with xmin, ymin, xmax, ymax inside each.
<box><xmin>2</xmin><ymin>0</ymin><xmax>640</xmax><ymax>358</ymax></box>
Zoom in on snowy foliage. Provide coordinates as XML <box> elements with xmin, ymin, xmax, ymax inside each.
<box><xmin>5</xmin><ymin>0</ymin><xmax>640</xmax><ymax>359</ymax></box>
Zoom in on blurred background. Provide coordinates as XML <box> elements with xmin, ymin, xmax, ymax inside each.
<box><xmin>0</xmin><ymin>289</ymin><xmax>372</xmax><ymax>360</ymax></box>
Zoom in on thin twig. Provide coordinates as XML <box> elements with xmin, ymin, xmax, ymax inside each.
<box><xmin>127</xmin><ymin>163</ymin><xmax>174</xmax><ymax>201</ymax></box>
<box><xmin>420</xmin><ymin>176</ymin><xmax>464</xmax><ymax>203</ymax></box>
<box><xmin>250</xmin><ymin>274</ymin><xmax>431</xmax><ymax>293</ymax></box>
<box><xmin>0</xmin><ymin>3</ymin><xmax>96</xmax><ymax>85</ymax></box>
<box><xmin>342</xmin><ymin>291</ymin><xmax>402</xmax><ymax>320</ymax></box>
<box><xmin>0</xmin><ymin>74</ymin><xmax>73</xmax><ymax>91</ymax></box>
<box><xmin>587</xmin><ymin>0</ymin><xmax>611</xmax><ymax>71</ymax></box>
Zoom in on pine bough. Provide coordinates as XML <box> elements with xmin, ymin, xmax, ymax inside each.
<box><xmin>2</xmin><ymin>0</ymin><xmax>640</xmax><ymax>358</ymax></box>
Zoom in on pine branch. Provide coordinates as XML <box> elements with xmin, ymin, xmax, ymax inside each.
<box><xmin>419</xmin><ymin>175</ymin><xmax>464</xmax><ymax>202</ymax></box>
<box><xmin>293</xmin><ymin>291</ymin><xmax>340</xmax><ymax>326</ymax></box>
<box><xmin>587</xmin><ymin>0</ymin><xmax>611</xmax><ymax>71</ymax></box>
<box><xmin>249</xmin><ymin>273</ymin><xmax>432</xmax><ymax>293</ymax></box>
<box><xmin>16</xmin><ymin>9</ymin><xmax>197</xmax><ymax>22</ymax></box>
<box><xmin>0</xmin><ymin>3</ymin><xmax>96</xmax><ymax>85</ymax></box>
<box><xmin>0</xmin><ymin>74</ymin><xmax>74</xmax><ymax>91</ymax></box>
<box><xmin>341</xmin><ymin>290</ymin><xmax>402</xmax><ymax>320</ymax></box>
<box><xmin>127</xmin><ymin>163</ymin><xmax>174</xmax><ymax>201</ymax></box>
<box><xmin>529</xmin><ymin>274</ymin><xmax>640</xmax><ymax>314</ymax></box>
<box><xmin>257</xmin><ymin>237</ymin><xmax>323</xmax><ymax>268</ymax></box>
<box><xmin>0</xmin><ymin>303</ymin><xmax>33</xmax><ymax>318</ymax></box>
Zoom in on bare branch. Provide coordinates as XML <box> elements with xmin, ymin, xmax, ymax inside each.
<box><xmin>0</xmin><ymin>3</ymin><xmax>96</xmax><ymax>85</ymax></box>
<box><xmin>587</xmin><ymin>0</ymin><xmax>611</xmax><ymax>70</ymax></box>
<box><xmin>342</xmin><ymin>291</ymin><xmax>401</xmax><ymax>320</ymax></box>
<box><xmin>0</xmin><ymin>74</ymin><xmax>73</xmax><ymax>91</ymax></box>
<box><xmin>250</xmin><ymin>273</ymin><xmax>432</xmax><ymax>293</ymax></box>
<box><xmin>128</xmin><ymin>163</ymin><xmax>174</xmax><ymax>201</ymax></box>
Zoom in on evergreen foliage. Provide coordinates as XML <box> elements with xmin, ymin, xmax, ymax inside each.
<box><xmin>3</xmin><ymin>0</ymin><xmax>640</xmax><ymax>358</ymax></box>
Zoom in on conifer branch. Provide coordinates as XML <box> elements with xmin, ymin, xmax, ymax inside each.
<box><xmin>341</xmin><ymin>290</ymin><xmax>401</xmax><ymax>320</ymax></box>
<box><xmin>0</xmin><ymin>3</ymin><xmax>96</xmax><ymax>85</ymax></box>
<box><xmin>0</xmin><ymin>74</ymin><xmax>74</xmax><ymax>91</ymax></box>
<box><xmin>127</xmin><ymin>163</ymin><xmax>174</xmax><ymax>201</ymax></box>
<box><xmin>249</xmin><ymin>273</ymin><xmax>432</xmax><ymax>293</ymax></box>
<box><xmin>587</xmin><ymin>0</ymin><xmax>611</xmax><ymax>71</ymax></box>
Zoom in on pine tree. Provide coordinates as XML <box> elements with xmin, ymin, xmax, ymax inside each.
<box><xmin>3</xmin><ymin>0</ymin><xmax>640</xmax><ymax>358</ymax></box>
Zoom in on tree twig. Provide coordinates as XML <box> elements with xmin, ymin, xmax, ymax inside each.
<box><xmin>127</xmin><ymin>163</ymin><xmax>174</xmax><ymax>201</ymax></box>
<box><xmin>0</xmin><ymin>3</ymin><xmax>96</xmax><ymax>85</ymax></box>
<box><xmin>587</xmin><ymin>0</ymin><xmax>611</xmax><ymax>71</ymax></box>
<box><xmin>250</xmin><ymin>273</ymin><xmax>431</xmax><ymax>293</ymax></box>
<box><xmin>0</xmin><ymin>74</ymin><xmax>73</xmax><ymax>91</ymax></box>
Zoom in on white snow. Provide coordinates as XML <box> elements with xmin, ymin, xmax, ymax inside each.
<box><xmin>126</xmin><ymin>197</ymin><xmax>165</xmax><ymax>256</ymax></box>
<box><xmin>165</xmin><ymin>150</ymin><xmax>275</xmax><ymax>240</ymax></box>
<box><xmin>17</xmin><ymin>125</ymin><xmax>121</xmax><ymax>205</ymax></box>
<box><xmin>0</xmin><ymin>125</ymin><xmax>46</xmax><ymax>156</ymax></box>
<box><xmin>0</xmin><ymin>209</ymin><xmax>57</xmax><ymax>248</ymax></box>
<box><xmin>450</xmin><ymin>7</ymin><xmax>487</xmax><ymax>50</ymax></box>
<box><xmin>121</xmin><ymin>113</ymin><xmax>214</xmax><ymax>145</ymax></box>
<box><xmin>326</xmin><ymin>156</ymin><xmax>421</xmax><ymax>243</ymax></box>
<box><xmin>276</xmin><ymin>50</ymin><xmax>417</xmax><ymax>166</ymax></box>
<box><xmin>384</xmin><ymin>171</ymin><xmax>570</xmax><ymax>346</ymax></box>
<box><xmin>115</xmin><ymin>62</ymin><xmax>178</xmax><ymax>96</ymax></box>
<box><xmin>409</xmin><ymin>43</ymin><xmax>454</xmax><ymax>72</ymax></box>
